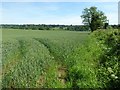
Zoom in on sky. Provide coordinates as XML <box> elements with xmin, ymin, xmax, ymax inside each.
<box><xmin>0</xmin><ymin>1</ymin><xmax>118</xmax><ymax>25</ymax></box>
<box><xmin>118</xmin><ymin>2</ymin><xmax>120</xmax><ymax>24</ymax></box>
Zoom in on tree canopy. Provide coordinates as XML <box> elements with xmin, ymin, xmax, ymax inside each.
<box><xmin>81</xmin><ymin>6</ymin><xmax>107</xmax><ymax>32</ymax></box>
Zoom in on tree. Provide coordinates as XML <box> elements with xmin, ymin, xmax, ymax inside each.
<box><xmin>81</xmin><ymin>6</ymin><xmax>107</xmax><ymax>32</ymax></box>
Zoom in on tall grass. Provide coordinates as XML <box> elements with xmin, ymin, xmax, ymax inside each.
<box><xmin>2</xmin><ymin>29</ymin><xmax>119</xmax><ymax>88</ymax></box>
<box><xmin>65</xmin><ymin>29</ymin><xmax>120</xmax><ymax>88</ymax></box>
<box><xmin>2</xmin><ymin>30</ymin><xmax>89</xmax><ymax>88</ymax></box>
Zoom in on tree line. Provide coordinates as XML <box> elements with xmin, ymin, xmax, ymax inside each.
<box><xmin>1</xmin><ymin>24</ymin><xmax>90</xmax><ymax>31</ymax></box>
<box><xmin>0</xmin><ymin>24</ymin><xmax>119</xmax><ymax>31</ymax></box>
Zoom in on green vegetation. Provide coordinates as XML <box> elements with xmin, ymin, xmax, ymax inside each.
<box><xmin>2</xmin><ymin>29</ymin><xmax>120</xmax><ymax>88</ymax></box>
<box><xmin>1</xmin><ymin>24</ymin><xmax>89</xmax><ymax>31</ymax></box>
<box><xmin>2</xmin><ymin>29</ymin><xmax>89</xmax><ymax>88</ymax></box>
<box><xmin>65</xmin><ymin>29</ymin><xmax>120</xmax><ymax>88</ymax></box>
<box><xmin>81</xmin><ymin>6</ymin><xmax>108</xmax><ymax>32</ymax></box>
<box><xmin>1</xmin><ymin>24</ymin><xmax>119</xmax><ymax>31</ymax></box>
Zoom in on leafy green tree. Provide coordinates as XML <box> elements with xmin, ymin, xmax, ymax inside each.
<box><xmin>81</xmin><ymin>6</ymin><xmax>107</xmax><ymax>32</ymax></box>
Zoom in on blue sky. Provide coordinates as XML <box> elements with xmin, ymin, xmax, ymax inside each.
<box><xmin>1</xmin><ymin>2</ymin><xmax>118</xmax><ymax>25</ymax></box>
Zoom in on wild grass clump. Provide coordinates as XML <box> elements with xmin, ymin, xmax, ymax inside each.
<box><xmin>93</xmin><ymin>30</ymin><xmax>120</xmax><ymax>88</ymax></box>
<box><xmin>65</xmin><ymin>29</ymin><xmax>120</xmax><ymax>88</ymax></box>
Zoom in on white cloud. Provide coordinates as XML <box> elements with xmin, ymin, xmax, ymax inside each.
<box><xmin>1</xmin><ymin>14</ymin><xmax>83</xmax><ymax>25</ymax></box>
<box><xmin>1</xmin><ymin>2</ymin><xmax>118</xmax><ymax>25</ymax></box>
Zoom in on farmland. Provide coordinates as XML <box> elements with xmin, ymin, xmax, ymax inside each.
<box><xmin>1</xmin><ymin>29</ymin><xmax>120</xmax><ymax>88</ymax></box>
<box><xmin>2</xmin><ymin>29</ymin><xmax>89</xmax><ymax>88</ymax></box>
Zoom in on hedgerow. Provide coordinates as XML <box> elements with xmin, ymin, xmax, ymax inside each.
<box><xmin>66</xmin><ymin>29</ymin><xmax>120</xmax><ymax>88</ymax></box>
